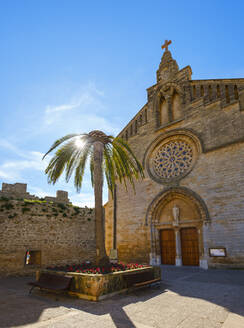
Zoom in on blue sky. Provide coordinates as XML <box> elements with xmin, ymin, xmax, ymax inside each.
<box><xmin>0</xmin><ymin>1</ymin><xmax>243</xmax><ymax>207</ymax></box>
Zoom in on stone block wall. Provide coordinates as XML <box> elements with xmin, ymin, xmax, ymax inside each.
<box><xmin>105</xmin><ymin>73</ymin><xmax>244</xmax><ymax>268</ymax></box>
<box><xmin>182</xmin><ymin>142</ymin><xmax>244</xmax><ymax>268</ymax></box>
<box><xmin>0</xmin><ymin>198</ymin><xmax>95</xmax><ymax>276</ymax></box>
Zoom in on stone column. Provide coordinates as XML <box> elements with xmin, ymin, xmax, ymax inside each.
<box><xmin>149</xmin><ymin>224</ymin><xmax>157</xmax><ymax>265</ymax></box>
<box><xmin>175</xmin><ymin>229</ymin><xmax>182</xmax><ymax>266</ymax></box>
<box><xmin>198</xmin><ymin>227</ymin><xmax>208</xmax><ymax>270</ymax></box>
<box><xmin>155</xmin><ymin>228</ymin><xmax>161</xmax><ymax>265</ymax></box>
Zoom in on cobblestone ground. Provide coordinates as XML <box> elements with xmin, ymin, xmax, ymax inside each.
<box><xmin>1</xmin><ymin>266</ymin><xmax>244</xmax><ymax>328</ymax></box>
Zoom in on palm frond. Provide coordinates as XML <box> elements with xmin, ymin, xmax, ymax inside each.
<box><xmin>113</xmin><ymin>137</ymin><xmax>144</xmax><ymax>178</ymax></box>
<box><xmin>44</xmin><ymin>131</ymin><xmax>144</xmax><ymax>195</ymax></box>
<box><xmin>74</xmin><ymin>144</ymin><xmax>92</xmax><ymax>192</ymax></box>
<box><xmin>65</xmin><ymin>136</ymin><xmax>90</xmax><ymax>182</ymax></box>
<box><xmin>103</xmin><ymin>144</ymin><xmax>116</xmax><ymax>195</ymax></box>
<box><xmin>42</xmin><ymin>133</ymin><xmax>86</xmax><ymax>159</ymax></box>
<box><xmin>45</xmin><ymin>140</ymin><xmax>76</xmax><ymax>184</ymax></box>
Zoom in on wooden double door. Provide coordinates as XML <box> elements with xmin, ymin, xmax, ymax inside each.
<box><xmin>160</xmin><ymin>227</ymin><xmax>199</xmax><ymax>266</ymax></box>
<box><xmin>160</xmin><ymin>229</ymin><xmax>176</xmax><ymax>265</ymax></box>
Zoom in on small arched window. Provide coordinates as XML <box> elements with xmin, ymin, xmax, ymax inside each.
<box><xmin>172</xmin><ymin>92</ymin><xmax>181</xmax><ymax>121</ymax></box>
<box><xmin>160</xmin><ymin>97</ymin><xmax>168</xmax><ymax>125</ymax></box>
<box><xmin>234</xmin><ymin>85</ymin><xmax>238</xmax><ymax>100</ymax></box>
<box><xmin>208</xmin><ymin>85</ymin><xmax>212</xmax><ymax>101</ymax></box>
<box><xmin>225</xmin><ymin>85</ymin><xmax>230</xmax><ymax>103</ymax></box>
<box><xmin>200</xmin><ymin>85</ymin><xmax>204</xmax><ymax>97</ymax></box>
<box><xmin>139</xmin><ymin>114</ymin><xmax>142</xmax><ymax>126</ymax></box>
<box><xmin>145</xmin><ymin>109</ymin><xmax>148</xmax><ymax>123</ymax></box>
<box><xmin>216</xmin><ymin>85</ymin><xmax>221</xmax><ymax>98</ymax></box>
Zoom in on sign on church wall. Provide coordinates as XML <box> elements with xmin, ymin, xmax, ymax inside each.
<box><xmin>209</xmin><ymin>248</ymin><xmax>227</xmax><ymax>257</ymax></box>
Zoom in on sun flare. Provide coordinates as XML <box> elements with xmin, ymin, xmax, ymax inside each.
<box><xmin>74</xmin><ymin>137</ymin><xmax>85</xmax><ymax>149</ymax></box>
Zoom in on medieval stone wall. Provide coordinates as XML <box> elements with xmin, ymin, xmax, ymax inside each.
<box><xmin>0</xmin><ymin>183</ymin><xmax>71</xmax><ymax>204</ymax></box>
<box><xmin>0</xmin><ymin>198</ymin><xmax>95</xmax><ymax>276</ymax></box>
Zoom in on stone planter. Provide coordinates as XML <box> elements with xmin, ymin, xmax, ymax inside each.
<box><xmin>36</xmin><ymin>266</ymin><xmax>161</xmax><ymax>301</ymax></box>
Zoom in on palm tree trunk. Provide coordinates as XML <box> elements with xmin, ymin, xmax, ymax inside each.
<box><xmin>93</xmin><ymin>141</ymin><xmax>110</xmax><ymax>266</ymax></box>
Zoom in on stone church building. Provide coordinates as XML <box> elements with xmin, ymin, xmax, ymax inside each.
<box><xmin>105</xmin><ymin>42</ymin><xmax>244</xmax><ymax>269</ymax></box>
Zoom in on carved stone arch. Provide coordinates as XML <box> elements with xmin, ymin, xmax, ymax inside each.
<box><xmin>146</xmin><ymin>186</ymin><xmax>210</xmax><ymax>268</ymax></box>
<box><xmin>161</xmin><ymin>82</ymin><xmax>184</xmax><ymax>97</ymax></box>
<box><xmin>153</xmin><ymin>82</ymin><xmax>184</xmax><ymax>128</ymax></box>
<box><xmin>145</xmin><ymin>186</ymin><xmax>210</xmax><ymax>226</ymax></box>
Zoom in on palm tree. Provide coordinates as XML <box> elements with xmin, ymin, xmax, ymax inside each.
<box><xmin>43</xmin><ymin>130</ymin><xmax>144</xmax><ymax>266</ymax></box>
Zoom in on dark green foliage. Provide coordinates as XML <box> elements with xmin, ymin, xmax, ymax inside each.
<box><xmin>22</xmin><ymin>207</ymin><xmax>30</xmax><ymax>213</ymax></box>
<box><xmin>0</xmin><ymin>196</ymin><xmax>10</xmax><ymax>201</ymax></box>
<box><xmin>73</xmin><ymin>206</ymin><xmax>80</xmax><ymax>214</ymax></box>
<box><xmin>2</xmin><ymin>203</ymin><xmax>14</xmax><ymax>210</ymax></box>
<box><xmin>8</xmin><ymin>213</ymin><xmax>17</xmax><ymax>219</ymax></box>
<box><xmin>57</xmin><ymin>203</ymin><xmax>67</xmax><ymax>211</ymax></box>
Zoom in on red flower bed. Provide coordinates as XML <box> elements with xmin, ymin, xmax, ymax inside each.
<box><xmin>47</xmin><ymin>262</ymin><xmax>148</xmax><ymax>274</ymax></box>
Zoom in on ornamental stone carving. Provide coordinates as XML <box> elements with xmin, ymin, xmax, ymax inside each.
<box><xmin>152</xmin><ymin>139</ymin><xmax>193</xmax><ymax>179</ymax></box>
<box><xmin>144</xmin><ymin>131</ymin><xmax>201</xmax><ymax>185</ymax></box>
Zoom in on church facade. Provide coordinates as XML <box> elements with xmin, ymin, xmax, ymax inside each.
<box><xmin>105</xmin><ymin>42</ymin><xmax>244</xmax><ymax>269</ymax></box>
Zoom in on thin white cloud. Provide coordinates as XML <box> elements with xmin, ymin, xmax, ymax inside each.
<box><xmin>0</xmin><ymin>139</ymin><xmax>25</xmax><ymax>157</ymax></box>
<box><xmin>0</xmin><ymin>142</ymin><xmax>51</xmax><ymax>182</ymax></box>
<box><xmin>0</xmin><ymin>169</ymin><xmax>14</xmax><ymax>180</ymax></box>
<box><xmin>45</xmin><ymin>82</ymin><xmax>104</xmax><ymax>115</ymax></box>
<box><xmin>42</xmin><ymin>82</ymin><xmax>120</xmax><ymax>136</ymax></box>
<box><xmin>45</xmin><ymin>94</ymin><xmax>93</xmax><ymax>114</ymax></box>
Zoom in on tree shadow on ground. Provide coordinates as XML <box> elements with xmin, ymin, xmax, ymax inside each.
<box><xmin>1</xmin><ymin>268</ymin><xmax>244</xmax><ymax>327</ymax></box>
<box><xmin>0</xmin><ymin>275</ymin><xmax>166</xmax><ymax>328</ymax></box>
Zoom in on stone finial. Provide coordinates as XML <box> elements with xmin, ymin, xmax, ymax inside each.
<box><xmin>157</xmin><ymin>44</ymin><xmax>179</xmax><ymax>83</ymax></box>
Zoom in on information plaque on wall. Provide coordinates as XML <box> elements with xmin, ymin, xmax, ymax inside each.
<box><xmin>209</xmin><ymin>248</ymin><xmax>227</xmax><ymax>257</ymax></box>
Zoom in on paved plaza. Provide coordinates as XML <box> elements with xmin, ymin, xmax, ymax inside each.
<box><xmin>1</xmin><ymin>266</ymin><xmax>244</xmax><ymax>328</ymax></box>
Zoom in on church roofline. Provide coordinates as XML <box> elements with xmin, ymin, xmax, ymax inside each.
<box><xmin>190</xmin><ymin>78</ymin><xmax>244</xmax><ymax>83</ymax></box>
<box><xmin>117</xmin><ymin>103</ymin><xmax>148</xmax><ymax>137</ymax></box>
<box><xmin>147</xmin><ymin>77</ymin><xmax>244</xmax><ymax>92</ymax></box>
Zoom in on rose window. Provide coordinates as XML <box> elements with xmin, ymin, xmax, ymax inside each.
<box><xmin>152</xmin><ymin>140</ymin><xmax>193</xmax><ymax>179</ymax></box>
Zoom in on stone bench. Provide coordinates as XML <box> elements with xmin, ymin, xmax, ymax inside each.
<box><xmin>28</xmin><ymin>272</ymin><xmax>73</xmax><ymax>295</ymax></box>
<box><xmin>123</xmin><ymin>270</ymin><xmax>161</xmax><ymax>290</ymax></box>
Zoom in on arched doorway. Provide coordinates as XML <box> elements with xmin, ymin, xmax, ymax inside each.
<box><xmin>146</xmin><ymin>187</ymin><xmax>210</xmax><ymax>269</ymax></box>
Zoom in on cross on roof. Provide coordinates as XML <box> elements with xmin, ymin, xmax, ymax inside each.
<box><xmin>161</xmin><ymin>40</ymin><xmax>172</xmax><ymax>52</ymax></box>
